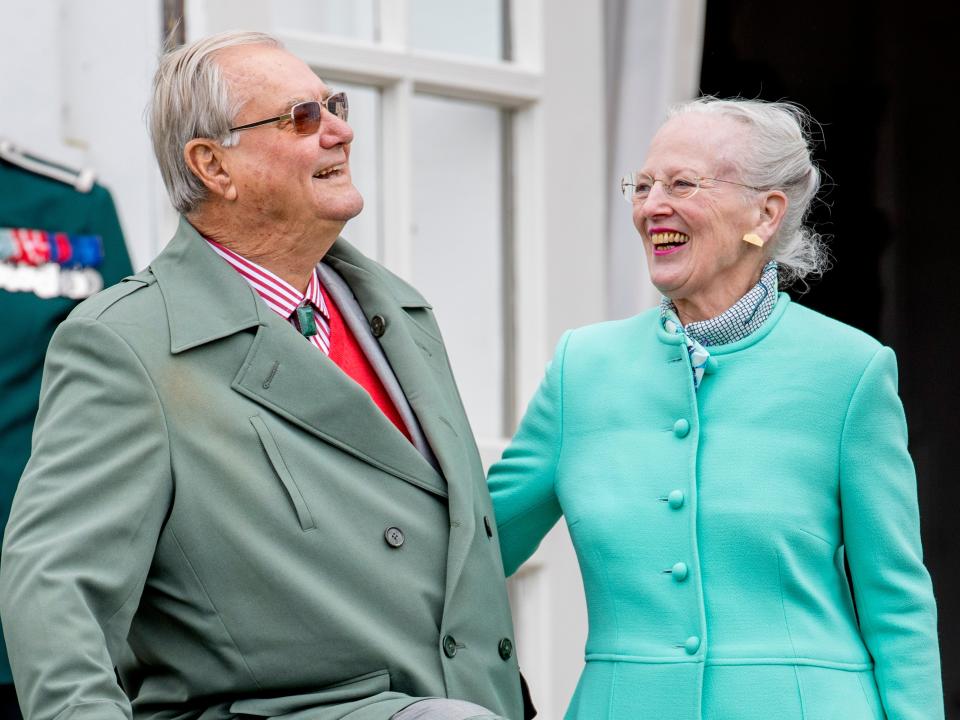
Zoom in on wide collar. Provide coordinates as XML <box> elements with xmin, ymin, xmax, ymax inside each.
<box><xmin>149</xmin><ymin>217</ymin><xmax>451</xmax><ymax>498</ymax></box>
<box><xmin>150</xmin><ymin>217</ymin><xmax>265</xmax><ymax>353</ymax></box>
<box><xmin>655</xmin><ymin>291</ymin><xmax>792</xmax><ymax>354</ymax></box>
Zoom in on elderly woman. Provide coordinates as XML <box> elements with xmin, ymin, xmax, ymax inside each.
<box><xmin>488</xmin><ymin>97</ymin><xmax>942</xmax><ymax>719</ymax></box>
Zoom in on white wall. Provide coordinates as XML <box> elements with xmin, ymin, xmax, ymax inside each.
<box><xmin>605</xmin><ymin>0</ymin><xmax>707</xmax><ymax>319</ymax></box>
<box><xmin>0</xmin><ymin>0</ymin><xmax>167</xmax><ymax>271</ymax></box>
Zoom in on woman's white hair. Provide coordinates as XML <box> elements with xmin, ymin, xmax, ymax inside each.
<box><xmin>148</xmin><ymin>30</ymin><xmax>282</xmax><ymax>215</ymax></box>
<box><xmin>668</xmin><ymin>96</ymin><xmax>829</xmax><ymax>287</ymax></box>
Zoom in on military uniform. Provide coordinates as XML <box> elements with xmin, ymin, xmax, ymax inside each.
<box><xmin>0</xmin><ymin>159</ymin><xmax>132</xmax><ymax>716</ymax></box>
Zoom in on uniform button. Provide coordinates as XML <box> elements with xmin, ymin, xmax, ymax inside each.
<box><xmin>673</xmin><ymin>419</ymin><xmax>690</xmax><ymax>438</ymax></box>
<box><xmin>484</xmin><ymin>515</ymin><xmax>493</xmax><ymax>538</ymax></box>
<box><xmin>370</xmin><ymin>314</ymin><xmax>387</xmax><ymax>337</ymax></box>
<box><xmin>384</xmin><ymin>526</ymin><xmax>405</xmax><ymax>548</ymax></box>
<box><xmin>684</xmin><ymin>636</ymin><xmax>701</xmax><ymax>655</ymax></box>
<box><xmin>671</xmin><ymin>562</ymin><xmax>689</xmax><ymax>581</ymax></box>
<box><xmin>498</xmin><ymin>637</ymin><xmax>513</xmax><ymax>660</ymax></box>
<box><xmin>667</xmin><ymin>490</ymin><xmax>685</xmax><ymax>509</ymax></box>
<box><xmin>442</xmin><ymin>634</ymin><xmax>459</xmax><ymax>658</ymax></box>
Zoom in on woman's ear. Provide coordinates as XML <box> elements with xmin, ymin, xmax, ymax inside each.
<box><xmin>184</xmin><ymin>139</ymin><xmax>238</xmax><ymax>201</ymax></box>
<box><xmin>754</xmin><ymin>190</ymin><xmax>788</xmax><ymax>243</ymax></box>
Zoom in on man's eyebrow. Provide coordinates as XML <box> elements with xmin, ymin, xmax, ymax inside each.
<box><xmin>275</xmin><ymin>92</ymin><xmax>333</xmax><ymax>115</ymax></box>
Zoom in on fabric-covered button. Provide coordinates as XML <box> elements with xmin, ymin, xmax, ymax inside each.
<box><xmin>684</xmin><ymin>636</ymin><xmax>701</xmax><ymax>654</ymax></box>
<box><xmin>498</xmin><ymin>637</ymin><xmax>513</xmax><ymax>660</ymax></box>
<box><xmin>384</xmin><ymin>527</ymin><xmax>405</xmax><ymax>548</ymax></box>
<box><xmin>667</xmin><ymin>490</ymin><xmax>685</xmax><ymax>509</ymax></box>
<box><xmin>443</xmin><ymin>634</ymin><xmax>459</xmax><ymax>658</ymax></box>
<box><xmin>673</xmin><ymin>419</ymin><xmax>690</xmax><ymax>438</ymax></box>
<box><xmin>370</xmin><ymin>314</ymin><xmax>387</xmax><ymax>337</ymax></box>
<box><xmin>671</xmin><ymin>562</ymin><xmax>689</xmax><ymax>581</ymax></box>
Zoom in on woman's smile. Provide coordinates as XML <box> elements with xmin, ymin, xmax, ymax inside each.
<box><xmin>650</xmin><ymin>230</ymin><xmax>690</xmax><ymax>255</ymax></box>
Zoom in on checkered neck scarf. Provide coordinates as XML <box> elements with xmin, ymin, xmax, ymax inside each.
<box><xmin>660</xmin><ymin>261</ymin><xmax>779</xmax><ymax>390</ymax></box>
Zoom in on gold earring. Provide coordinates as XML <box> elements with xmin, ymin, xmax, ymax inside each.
<box><xmin>742</xmin><ymin>233</ymin><xmax>765</xmax><ymax>247</ymax></box>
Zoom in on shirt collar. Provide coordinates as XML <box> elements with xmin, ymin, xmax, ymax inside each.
<box><xmin>204</xmin><ymin>237</ymin><xmax>329</xmax><ymax>321</ymax></box>
<box><xmin>659</xmin><ymin>261</ymin><xmax>779</xmax><ymax>347</ymax></box>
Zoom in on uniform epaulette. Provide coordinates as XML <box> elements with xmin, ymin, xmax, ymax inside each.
<box><xmin>0</xmin><ymin>139</ymin><xmax>96</xmax><ymax>193</ymax></box>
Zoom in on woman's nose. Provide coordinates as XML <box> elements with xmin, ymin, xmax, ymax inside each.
<box><xmin>638</xmin><ymin>184</ymin><xmax>674</xmax><ymax>219</ymax></box>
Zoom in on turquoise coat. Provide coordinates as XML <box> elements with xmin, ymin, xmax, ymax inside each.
<box><xmin>489</xmin><ymin>295</ymin><xmax>942</xmax><ymax>719</ymax></box>
<box><xmin>1</xmin><ymin>219</ymin><xmax>523</xmax><ymax>720</ymax></box>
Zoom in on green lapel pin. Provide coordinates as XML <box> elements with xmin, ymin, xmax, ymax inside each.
<box><xmin>295</xmin><ymin>303</ymin><xmax>318</xmax><ymax>337</ymax></box>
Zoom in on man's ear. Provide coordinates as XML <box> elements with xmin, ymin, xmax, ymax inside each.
<box><xmin>184</xmin><ymin>139</ymin><xmax>238</xmax><ymax>201</ymax></box>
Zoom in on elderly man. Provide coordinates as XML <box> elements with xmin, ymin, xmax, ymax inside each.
<box><xmin>0</xmin><ymin>31</ymin><xmax>527</xmax><ymax>720</ymax></box>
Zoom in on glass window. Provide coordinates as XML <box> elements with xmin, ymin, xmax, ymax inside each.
<box><xmin>411</xmin><ymin>94</ymin><xmax>508</xmax><ymax>438</ymax></box>
<box><xmin>409</xmin><ymin>0</ymin><xmax>506</xmax><ymax>61</ymax></box>
<box><xmin>269</xmin><ymin>0</ymin><xmax>376</xmax><ymax>41</ymax></box>
<box><xmin>330</xmin><ymin>81</ymin><xmax>380</xmax><ymax>259</ymax></box>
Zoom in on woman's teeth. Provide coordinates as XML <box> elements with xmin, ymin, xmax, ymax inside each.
<box><xmin>652</xmin><ymin>231</ymin><xmax>689</xmax><ymax>249</ymax></box>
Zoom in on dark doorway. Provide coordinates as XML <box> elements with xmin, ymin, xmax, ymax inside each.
<box><xmin>701</xmin><ymin>0</ymin><xmax>960</xmax><ymax>713</ymax></box>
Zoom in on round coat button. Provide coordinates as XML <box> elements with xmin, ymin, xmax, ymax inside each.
<box><xmin>671</xmin><ymin>562</ymin><xmax>689</xmax><ymax>581</ymax></box>
<box><xmin>384</xmin><ymin>527</ymin><xmax>405</xmax><ymax>548</ymax></box>
<box><xmin>498</xmin><ymin>637</ymin><xmax>513</xmax><ymax>660</ymax></box>
<box><xmin>370</xmin><ymin>314</ymin><xmax>387</xmax><ymax>337</ymax></box>
<box><xmin>442</xmin><ymin>634</ymin><xmax>458</xmax><ymax>658</ymax></box>
<box><xmin>673</xmin><ymin>419</ymin><xmax>690</xmax><ymax>438</ymax></box>
<box><xmin>484</xmin><ymin>515</ymin><xmax>493</xmax><ymax>538</ymax></box>
<box><xmin>684</xmin><ymin>636</ymin><xmax>701</xmax><ymax>654</ymax></box>
<box><xmin>667</xmin><ymin>490</ymin><xmax>685</xmax><ymax>509</ymax></box>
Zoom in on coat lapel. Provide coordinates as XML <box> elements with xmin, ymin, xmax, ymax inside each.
<box><xmin>323</xmin><ymin>245</ymin><xmax>479</xmax><ymax>588</ymax></box>
<box><xmin>150</xmin><ymin>219</ymin><xmax>446</xmax><ymax>497</ymax></box>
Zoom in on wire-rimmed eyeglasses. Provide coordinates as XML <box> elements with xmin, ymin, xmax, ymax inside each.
<box><xmin>228</xmin><ymin>92</ymin><xmax>349</xmax><ymax>136</ymax></box>
<box><xmin>620</xmin><ymin>172</ymin><xmax>762</xmax><ymax>203</ymax></box>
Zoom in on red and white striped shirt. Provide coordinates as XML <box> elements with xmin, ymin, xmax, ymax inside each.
<box><xmin>204</xmin><ymin>237</ymin><xmax>412</xmax><ymax>441</ymax></box>
<box><xmin>206</xmin><ymin>238</ymin><xmax>331</xmax><ymax>354</ymax></box>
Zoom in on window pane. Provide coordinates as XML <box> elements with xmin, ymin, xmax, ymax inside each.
<box><xmin>411</xmin><ymin>95</ymin><xmax>507</xmax><ymax>438</ymax></box>
<box><xmin>409</xmin><ymin>0</ymin><xmax>506</xmax><ymax>61</ymax></box>
<box><xmin>333</xmin><ymin>82</ymin><xmax>380</xmax><ymax>260</ymax></box>
<box><xmin>269</xmin><ymin>0</ymin><xmax>376</xmax><ymax>41</ymax></box>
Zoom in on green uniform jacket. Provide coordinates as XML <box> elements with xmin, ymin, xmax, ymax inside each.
<box><xmin>0</xmin><ymin>162</ymin><xmax>132</xmax><ymax>685</ymax></box>
<box><xmin>0</xmin><ymin>218</ymin><xmax>523</xmax><ymax>720</ymax></box>
<box><xmin>489</xmin><ymin>296</ymin><xmax>942</xmax><ymax>719</ymax></box>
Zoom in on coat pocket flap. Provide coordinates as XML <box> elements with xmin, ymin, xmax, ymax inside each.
<box><xmin>250</xmin><ymin>414</ymin><xmax>317</xmax><ymax>531</ymax></box>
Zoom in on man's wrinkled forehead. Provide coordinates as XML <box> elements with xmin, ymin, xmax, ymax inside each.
<box><xmin>216</xmin><ymin>44</ymin><xmax>328</xmax><ymax>109</ymax></box>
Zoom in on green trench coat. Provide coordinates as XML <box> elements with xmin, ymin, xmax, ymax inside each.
<box><xmin>0</xmin><ymin>218</ymin><xmax>523</xmax><ymax>720</ymax></box>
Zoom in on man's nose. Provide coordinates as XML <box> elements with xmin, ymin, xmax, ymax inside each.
<box><xmin>320</xmin><ymin>113</ymin><xmax>353</xmax><ymax>148</ymax></box>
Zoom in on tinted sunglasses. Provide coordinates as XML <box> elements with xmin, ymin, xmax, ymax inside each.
<box><xmin>228</xmin><ymin>92</ymin><xmax>349</xmax><ymax>136</ymax></box>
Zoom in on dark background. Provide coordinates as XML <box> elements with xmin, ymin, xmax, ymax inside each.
<box><xmin>700</xmin><ymin>0</ymin><xmax>959</xmax><ymax>713</ymax></box>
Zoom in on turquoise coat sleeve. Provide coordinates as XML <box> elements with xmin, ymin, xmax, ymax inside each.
<box><xmin>839</xmin><ymin>347</ymin><xmax>943</xmax><ymax>719</ymax></box>
<box><xmin>488</xmin><ymin>332</ymin><xmax>570</xmax><ymax>576</ymax></box>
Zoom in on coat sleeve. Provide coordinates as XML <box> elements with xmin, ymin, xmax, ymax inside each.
<box><xmin>0</xmin><ymin>316</ymin><xmax>172</xmax><ymax>720</ymax></box>
<box><xmin>487</xmin><ymin>331</ymin><xmax>570</xmax><ymax>576</ymax></box>
<box><xmin>839</xmin><ymin>346</ymin><xmax>943</xmax><ymax>720</ymax></box>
